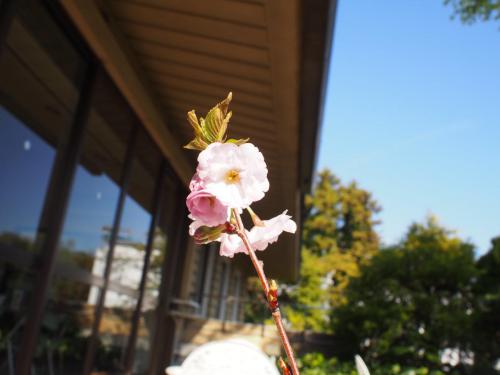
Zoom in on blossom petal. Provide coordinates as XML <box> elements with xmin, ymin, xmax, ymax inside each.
<box><xmin>196</xmin><ymin>142</ymin><xmax>269</xmax><ymax>209</ymax></box>
<box><xmin>189</xmin><ymin>219</ymin><xmax>203</xmax><ymax>236</ymax></box>
<box><xmin>219</xmin><ymin>233</ymin><xmax>246</xmax><ymax>258</ymax></box>
<box><xmin>248</xmin><ymin>211</ymin><xmax>296</xmax><ymax>251</ymax></box>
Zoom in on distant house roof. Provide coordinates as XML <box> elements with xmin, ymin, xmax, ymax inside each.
<box><xmin>61</xmin><ymin>0</ymin><xmax>337</xmax><ymax>281</ymax></box>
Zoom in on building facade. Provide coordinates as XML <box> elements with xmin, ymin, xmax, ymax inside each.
<box><xmin>0</xmin><ymin>0</ymin><xmax>335</xmax><ymax>374</ymax></box>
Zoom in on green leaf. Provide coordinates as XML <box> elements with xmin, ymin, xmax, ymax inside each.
<box><xmin>217</xmin><ymin>91</ymin><xmax>232</xmax><ymax>116</ymax></box>
<box><xmin>226</xmin><ymin>137</ymin><xmax>249</xmax><ymax>145</ymax></box>
<box><xmin>183</xmin><ymin>138</ymin><xmax>208</xmax><ymax>151</ymax></box>
<box><xmin>193</xmin><ymin>224</ymin><xmax>225</xmax><ymax>244</ymax></box>
<box><xmin>184</xmin><ymin>92</ymin><xmax>234</xmax><ymax>150</ymax></box>
<box><xmin>204</xmin><ymin>93</ymin><xmax>233</xmax><ymax>142</ymax></box>
<box><xmin>218</xmin><ymin>111</ymin><xmax>232</xmax><ymax>141</ymax></box>
<box><xmin>187</xmin><ymin>110</ymin><xmax>201</xmax><ymax>135</ymax></box>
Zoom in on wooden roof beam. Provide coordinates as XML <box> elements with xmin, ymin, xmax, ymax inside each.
<box><xmin>61</xmin><ymin>0</ymin><xmax>192</xmax><ymax>185</ymax></box>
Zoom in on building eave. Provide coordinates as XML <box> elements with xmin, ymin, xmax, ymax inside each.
<box><xmin>61</xmin><ymin>0</ymin><xmax>336</xmax><ymax>281</ymax></box>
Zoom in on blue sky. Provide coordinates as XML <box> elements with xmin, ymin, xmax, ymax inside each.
<box><xmin>318</xmin><ymin>0</ymin><xmax>500</xmax><ymax>255</ymax></box>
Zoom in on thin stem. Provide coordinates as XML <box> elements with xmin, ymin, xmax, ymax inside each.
<box><xmin>233</xmin><ymin>211</ymin><xmax>269</xmax><ymax>294</ymax></box>
<box><xmin>272</xmin><ymin>312</ymin><xmax>299</xmax><ymax>375</ymax></box>
<box><xmin>232</xmin><ymin>209</ymin><xmax>300</xmax><ymax>375</ymax></box>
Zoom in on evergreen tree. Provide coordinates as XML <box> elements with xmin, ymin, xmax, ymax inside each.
<box><xmin>472</xmin><ymin>236</ymin><xmax>500</xmax><ymax>372</ymax></box>
<box><xmin>332</xmin><ymin>217</ymin><xmax>478</xmax><ymax>372</ymax></box>
<box><xmin>284</xmin><ymin>170</ymin><xmax>381</xmax><ymax>331</ymax></box>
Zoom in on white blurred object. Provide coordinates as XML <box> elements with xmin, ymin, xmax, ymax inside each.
<box><xmin>440</xmin><ymin>347</ymin><xmax>475</xmax><ymax>366</ymax></box>
<box><xmin>355</xmin><ymin>355</ymin><xmax>371</xmax><ymax>375</ymax></box>
<box><xmin>165</xmin><ymin>339</ymin><xmax>279</xmax><ymax>375</ymax></box>
<box><xmin>494</xmin><ymin>358</ymin><xmax>500</xmax><ymax>371</ymax></box>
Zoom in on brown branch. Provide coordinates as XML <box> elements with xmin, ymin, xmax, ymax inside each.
<box><xmin>233</xmin><ymin>209</ymin><xmax>300</xmax><ymax>375</ymax></box>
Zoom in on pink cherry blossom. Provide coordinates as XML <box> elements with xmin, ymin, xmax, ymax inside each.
<box><xmin>188</xmin><ymin>218</ymin><xmax>203</xmax><ymax>236</ymax></box>
<box><xmin>248</xmin><ymin>211</ymin><xmax>297</xmax><ymax>251</ymax></box>
<box><xmin>186</xmin><ymin>190</ymin><xmax>228</xmax><ymax>227</ymax></box>
<box><xmin>218</xmin><ymin>233</ymin><xmax>246</xmax><ymax>258</ymax></box>
<box><xmin>197</xmin><ymin>142</ymin><xmax>269</xmax><ymax>209</ymax></box>
<box><xmin>189</xmin><ymin>173</ymin><xmax>204</xmax><ymax>191</ymax></box>
<box><xmin>217</xmin><ymin>211</ymin><xmax>296</xmax><ymax>257</ymax></box>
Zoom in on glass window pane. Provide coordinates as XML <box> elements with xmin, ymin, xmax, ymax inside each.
<box><xmin>39</xmin><ymin>70</ymin><xmax>136</xmax><ymax>372</ymax></box>
<box><xmin>133</xmin><ymin>216</ymin><xmax>168</xmax><ymax>373</ymax></box>
<box><xmin>0</xmin><ymin>108</ymin><xmax>55</xmax><ymax>250</ymax></box>
<box><xmin>32</xmin><ymin>279</ymin><xmax>96</xmax><ymax>373</ymax></box>
<box><xmin>0</xmin><ymin>106</ymin><xmax>56</xmax><ymax>375</ymax></box>
<box><xmin>107</xmin><ymin>129</ymin><xmax>162</xmax><ymax>295</ymax></box>
<box><xmin>132</xmin><ymin>174</ymin><xmax>179</xmax><ymax>374</ymax></box>
<box><xmin>0</xmin><ymin>1</ymin><xmax>85</xmax><ymax>144</ymax></box>
<box><xmin>94</xmin><ymin>130</ymin><xmax>163</xmax><ymax>373</ymax></box>
<box><xmin>57</xmin><ymin>70</ymin><xmax>135</xmax><ymax>270</ymax></box>
<box><xmin>0</xmin><ymin>0</ymin><xmax>87</xmax><ymax>368</ymax></box>
<box><xmin>95</xmin><ymin>292</ymin><xmax>138</xmax><ymax>372</ymax></box>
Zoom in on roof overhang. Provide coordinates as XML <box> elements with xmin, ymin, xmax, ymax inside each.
<box><xmin>61</xmin><ymin>0</ymin><xmax>336</xmax><ymax>281</ymax></box>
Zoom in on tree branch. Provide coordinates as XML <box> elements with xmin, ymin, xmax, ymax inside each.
<box><xmin>232</xmin><ymin>209</ymin><xmax>300</xmax><ymax>375</ymax></box>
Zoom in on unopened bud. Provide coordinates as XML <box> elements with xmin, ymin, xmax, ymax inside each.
<box><xmin>268</xmin><ymin>279</ymin><xmax>279</xmax><ymax>311</ymax></box>
<box><xmin>247</xmin><ymin>207</ymin><xmax>265</xmax><ymax>227</ymax></box>
<box><xmin>223</xmin><ymin>222</ymin><xmax>237</xmax><ymax>234</ymax></box>
<box><xmin>278</xmin><ymin>357</ymin><xmax>292</xmax><ymax>375</ymax></box>
<box><xmin>194</xmin><ymin>224</ymin><xmax>225</xmax><ymax>244</ymax></box>
<box><xmin>270</xmin><ymin>279</ymin><xmax>278</xmax><ymax>291</ymax></box>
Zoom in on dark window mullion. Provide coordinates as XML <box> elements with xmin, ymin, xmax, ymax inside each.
<box><xmin>162</xmin><ymin>192</ymin><xmax>190</xmax><ymax>370</ymax></box>
<box><xmin>123</xmin><ymin>160</ymin><xmax>167</xmax><ymax>373</ymax></box>
<box><xmin>15</xmin><ymin>61</ymin><xmax>98</xmax><ymax>375</ymax></box>
<box><xmin>82</xmin><ymin>122</ymin><xmax>139</xmax><ymax>375</ymax></box>
<box><xmin>148</xmin><ymin>178</ymin><xmax>189</xmax><ymax>374</ymax></box>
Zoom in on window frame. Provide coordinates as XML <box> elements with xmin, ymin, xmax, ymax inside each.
<box><xmin>0</xmin><ymin>1</ymin><xmax>190</xmax><ymax>374</ymax></box>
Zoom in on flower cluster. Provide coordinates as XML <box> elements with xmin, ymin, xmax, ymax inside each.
<box><xmin>184</xmin><ymin>93</ymin><xmax>296</xmax><ymax>257</ymax></box>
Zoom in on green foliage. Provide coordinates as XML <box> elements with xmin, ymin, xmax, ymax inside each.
<box><xmin>275</xmin><ymin>169</ymin><xmax>500</xmax><ymax>372</ymax></box>
<box><xmin>299</xmin><ymin>353</ymin><xmax>445</xmax><ymax>375</ymax></box>
<box><xmin>331</xmin><ymin>217</ymin><xmax>479</xmax><ymax>371</ymax></box>
<box><xmin>0</xmin><ymin>231</ymin><xmax>35</xmax><ymax>252</ymax></box>
<box><xmin>471</xmin><ymin>236</ymin><xmax>500</xmax><ymax>370</ymax></box>
<box><xmin>444</xmin><ymin>0</ymin><xmax>500</xmax><ymax>23</ymax></box>
<box><xmin>36</xmin><ymin>310</ymin><xmax>88</xmax><ymax>362</ymax></box>
<box><xmin>243</xmin><ymin>168</ymin><xmax>499</xmax><ymax>371</ymax></box>
<box><xmin>184</xmin><ymin>92</ymin><xmax>247</xmax><ymax>150</ymax></box>
<box><xmin>284</xmin><ymin>170</ymin><xmax>381</xmax><ymax>332</ymax></box>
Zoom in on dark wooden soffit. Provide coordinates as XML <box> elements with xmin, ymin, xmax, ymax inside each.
<box><xmin>60</xmin><ymin>0</ymin><xmax>193</xmax><ymax>185</ymax></box>
<box><xmin>299</xmin><ymin>0</ymin><xmax>338</xmax><ymax>195</ymax></box>
<box><xmin>281</xmin><ymin>0</ymin><xmax>338</xmax><ymax>279</ymax></box>
<box><xmin>60</xmin><ymin>0</ymin><xmax>336</xmax><ymax>281</ymax></box>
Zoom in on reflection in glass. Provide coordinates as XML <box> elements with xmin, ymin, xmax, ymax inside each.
<box><xmin>93</xmin><ymin>129</ymin><xmax>162</xmax><ymax>373</ymax></box>
<box><xmin>103</xmin><ymin>129</ymin><xmax>160</xmax><ymax>310</ymax></box>
<box><xmin>58</xmin><ymin>70</ymin><xmax>135</xmax><ymax>270</ymax></box>
<box><xmin>145</xmin><ymin>228</ymin><xmax>168</xmax><ymax>307</ymax></box>
<box><xmin>103</xmin><ymin>195</ymin><xmax>150</xmax><ymax>307</ymax></box>
<box><xmin>133</xmin><ymin>174</ymin><xmax>177</xmax><ymax>374</ymax></box>
<box><xmin>33</xmin><ymin>280</ymin><xmax>97</xmax><ymax>373</ymax></box>
<box><xmin>39</xmin><ymin>70</ymin><xmax>135</xmax><ymax>373</ymax></box>
<box><xmin>0</xmin><ymin>108</ymin><xmax>55</xmax><ymax>250</ymax></box>
<box><xmin>0</xmin><ymin>0</ymin><xmax>86</xmax><ymax>369</ymax></box>
<box><xmin>0</xmin><ymin>1</ymin><xmax>84</xmax><ymax>144</ymax></box>
<box><xmin>134</xmin><ymin>227</ymin><xmax>168</xmax><ymax>374</ymax></box>
<box><xmin>95</xmin><ymin>292</ymin><xmax>138</xmax><ymax>373</ymax></box>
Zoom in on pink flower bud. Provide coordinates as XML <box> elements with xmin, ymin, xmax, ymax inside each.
<box><xmin>186</xmin><ymin>189</ymin><xmax>228</xmax><ymax>227</ymax></box>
